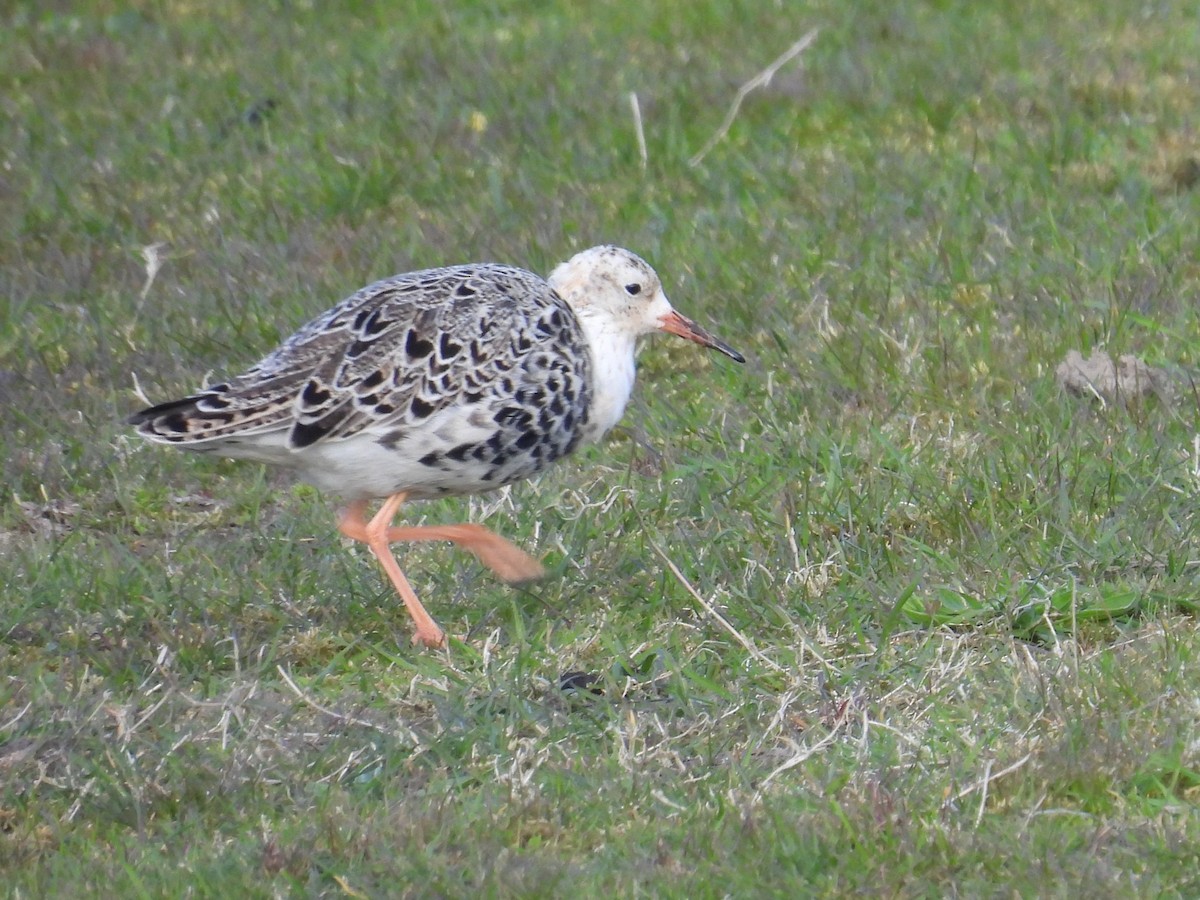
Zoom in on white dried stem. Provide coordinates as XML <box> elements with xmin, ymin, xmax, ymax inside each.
<box><xmin>689</xmin><ymin>28</ymin><xmax>819</xmax><ymax>167</ymax></box>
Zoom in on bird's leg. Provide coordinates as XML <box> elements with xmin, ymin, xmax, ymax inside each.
<box><xmin>337</xmin><ymin>496</ymin><xmax>547</xmax><ymax>647</ymax></box>
<box><xmin>337</xmin><ymin>494</ymin><xmax>446</xmax><ymax>649</ymax></box>
<box><xmin>338</xmin><ymin>499</ymin><xmax>545</xmax><ymax>584</ymax></box>
<box><xmin>379</xmin><ymin>524</ymin><xmax>545</xmax><ymax>584</ymax></box>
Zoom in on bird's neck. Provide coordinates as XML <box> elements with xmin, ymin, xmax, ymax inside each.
<box><xmin>577</xmin><ymin>316</ymin><xmax>638</xmax><ymax>444</ymax></box>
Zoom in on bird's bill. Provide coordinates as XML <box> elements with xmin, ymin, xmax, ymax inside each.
<box><xmin>657</xmin><ymin>310</ymin><xmax>746</xmax><ymax>363</ymax></box>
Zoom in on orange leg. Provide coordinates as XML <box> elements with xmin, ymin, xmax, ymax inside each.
<box><xmin>338</xmin><ymin>494</ymin><xmax>446</xmax><ymax>649</ymax></box>
<box><xmin>337</xmin><ymin>494</ymin><xmax>546</xmax><ymax>648</ymax></box>
<box><xmin>376</xmin><ymin>524</ymin><xmax>545</xmax><ymax>584</ymax></box>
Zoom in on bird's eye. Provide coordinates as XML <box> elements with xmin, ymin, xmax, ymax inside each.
<box><xmin>624</xmin><ymin>283</ymin><xmax>642</xmax><ymax>296</ymax></box>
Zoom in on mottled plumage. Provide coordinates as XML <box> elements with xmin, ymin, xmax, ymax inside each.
<box><xmin>131</xmin><ymin>264</ymin><xmax>594</xmax><ymax>499</ymax></box>
<box><xmin>130</xmin><ymin>246</ymin><xmax>744</xmax><ymax>648</ymax></box>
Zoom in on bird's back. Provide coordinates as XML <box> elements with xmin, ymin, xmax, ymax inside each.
<box><xmin>129</xmin><ymin>263</ymin><xmax>594</xmax><ymax>499</ymax></box>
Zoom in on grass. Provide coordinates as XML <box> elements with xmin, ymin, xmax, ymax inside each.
<box><xmin>3</xmin><ymin>0</ymin><xmax>1200</xmax><ymax>894</ymax></box>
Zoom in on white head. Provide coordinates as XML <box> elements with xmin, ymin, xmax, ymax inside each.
<box><xmin>547</xmin><ymin>245</ymin><xmax>745</xmax><ymax>363</ymax></box>
<box><xmin>546</xmin><ymin>245</ymin><xmax>744</xmax><ymax>442</ymax></box>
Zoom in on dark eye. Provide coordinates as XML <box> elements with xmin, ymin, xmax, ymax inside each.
<box><xmin>624</xmin><ymin>283</ymin><xmax>642</xmax><ymax>296</ymax></box>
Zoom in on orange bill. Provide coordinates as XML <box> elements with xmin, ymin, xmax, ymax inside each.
<box><xmin>658</xmin><ymin>310</ymin><xmax>746</xmax><ymax>363</ymax></box>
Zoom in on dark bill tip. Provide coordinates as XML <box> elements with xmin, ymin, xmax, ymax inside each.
<box><xmin>658</xmin><ymin>310</ymin><xmax>746</xmax><ymax>364</ymax></box>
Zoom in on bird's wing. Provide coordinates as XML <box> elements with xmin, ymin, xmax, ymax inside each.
<box><xmin>128</xmin><ymin>264</ymin><xmax>586</xmax><ymax>450</ymax></box>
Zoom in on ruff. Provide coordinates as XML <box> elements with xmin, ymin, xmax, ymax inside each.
<box><xmin>130</xmin><ymin>245</ymin><xmax>744</xmax><ymax>648</ymax></box>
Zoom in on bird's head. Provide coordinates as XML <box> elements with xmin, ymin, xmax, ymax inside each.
<box><xmin>548</xmin><ymin>245</ymin><xmax>745</xmax><ymax>363</ymax></box>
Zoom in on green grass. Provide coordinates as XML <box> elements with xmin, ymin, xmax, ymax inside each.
<box><xmin>4</xmin><ymin>0</ymin><xmax>1200</xmax><ymax>894</ymax></box>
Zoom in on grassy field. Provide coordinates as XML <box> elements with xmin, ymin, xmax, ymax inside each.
<box><xmin>4</xmin><ymin>0</ymin><xmax>1200</xmax><ymax>895</ymax></box>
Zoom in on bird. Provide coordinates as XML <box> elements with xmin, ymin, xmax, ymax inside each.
<box><xmin>128</xmin><ymin>245</ymin><xmax>745</xmax><ymax>649</ymax></box>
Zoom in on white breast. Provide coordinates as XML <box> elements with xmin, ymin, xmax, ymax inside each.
<box><xmin>577</xmin><ymin>318</ymin><xmax>639</xmax><ymax>445</ymax></box>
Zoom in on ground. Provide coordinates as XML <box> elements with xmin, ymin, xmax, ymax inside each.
<box><xmin>3</xmin><ymin>0</ymin><xmax>1200</xmax><ymax>895</ymax></box>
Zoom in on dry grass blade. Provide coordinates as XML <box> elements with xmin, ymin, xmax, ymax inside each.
<box><xmin>756</xmin><ymin>705</ymin><xmax>854</xmax><ymax>798</ymax></box>
<box><xmin>689</xmin><ymin>28</ymin><xmax>819</xmax><ymax>166</ymax></box>
<box><xmin>949</xmin><ymin>752</ymin><xmax>1034</xmax><ymax>820</ymax></box>
<box><xmin>629</xmin><ymin>92</ymin><xmax>647</xmax><ymax>171</ymax></box>
<box><xmin>650</xmin><ymin>540</ymin><xmax>784</xmax><ymax>673</ymax></box>
<box><xmin>276</xmin><ymin>666</ymin><xmax>418</xmax><ymax>743</ymax></box>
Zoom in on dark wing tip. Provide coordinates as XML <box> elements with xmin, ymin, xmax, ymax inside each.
<box><xmin>127</xmin><ymin>395</ymin><xmax>234</xmax><ymax>440</ymax></box>
<box><xmin>126</xmin><ymin>396</ymin><xmax>197</xmax><ymax>428</ymax></box>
